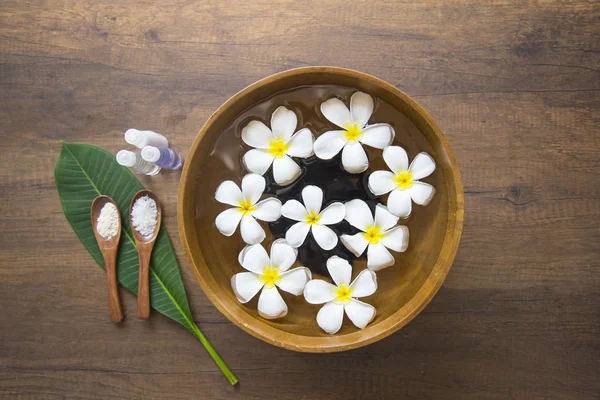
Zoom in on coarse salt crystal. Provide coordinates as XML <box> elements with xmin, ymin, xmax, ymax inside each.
<box><xmin>131</xmin><ymin>195</ymin><xmax>158</xmax><ymax>237</ymax></box>
<box><xmin>97</xmin><ymin>202</ymin><xmax>120</xmax><ymax>239</ymax></box>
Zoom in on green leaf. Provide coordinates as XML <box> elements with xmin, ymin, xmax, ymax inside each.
<box><xmin>55</xmin><ymin>141</ymin><xmax>237</xmax><ymax>385</ymax></box>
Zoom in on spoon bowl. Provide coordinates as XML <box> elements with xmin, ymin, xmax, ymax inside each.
<box><xmin>91</xmin><ymin>196</ymin><xmax>124</xmax><ymax>323</ymax></box>
<box><xmin>129</xmin><ymin>189</ymin><xmax>162</xmax><ymax>319</ymax></box>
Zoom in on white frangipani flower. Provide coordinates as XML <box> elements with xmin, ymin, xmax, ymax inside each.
<box><xmin>242</xmin><ymin>106</ymin><xmax>314</xmax><ymax>186</ymax></box>
<box><xmin>281</xmin><ymin>185</ymin><xmax>345</xmax><ymax>250</ymax></box>
<box><xmin>368</xmin><ymin>146</ymin><xmax>436</xmax><ymax>218</ymax></box>
<box><xmin>232</xmin><ymin>240</ymin><xmax>311</xmax><ymax>319</ymax></box>
<box><xmin>313</xmin><ymin>91</ymin><xmax>395</xmax><ymax>174</ymax></box>
<box><xmin>340</xmin><ymin>199</ymin><xmax>409</xmax><ymax>271</ymax></box>
<box><xmin>304</xmin><ymin>256</ymin><xmax>377</xmax><ymax>334</ymax></box>
<box><xmin>215</xmin><ymin>173</ymin><xmax>281</xmax><ymax>245</ymax></box>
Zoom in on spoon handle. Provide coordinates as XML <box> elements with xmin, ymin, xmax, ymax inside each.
<box><xmin>104</xmin><ymin>251</ymin><xmax>123</xmax><ymax>323</ymax></box>
<box><xmin>137</xmin><ymin>249</ymin><xmax>151</xmax><ymax>319</ymax></box>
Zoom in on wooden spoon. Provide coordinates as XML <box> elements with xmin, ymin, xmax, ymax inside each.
<box><xmin>129</xmin><ymin>190</ymin><xmax>162</xmax><ymax>320</ymax></box>
<box><xmin>91</xmin><ymin>196</ymin><xmax>124</xmax><ymax>323</ymax></box>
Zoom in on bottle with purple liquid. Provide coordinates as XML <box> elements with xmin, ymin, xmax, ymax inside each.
<box><xmin>141</xmin><ymin>146</ymin><xmax>184</xmax><ymax>171</ymax></box>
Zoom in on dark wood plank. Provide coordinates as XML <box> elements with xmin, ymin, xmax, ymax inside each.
<box><xmin>1</xmin><ymin>0</ymin><xmax>599</xmax><ymax>398</ymax></box>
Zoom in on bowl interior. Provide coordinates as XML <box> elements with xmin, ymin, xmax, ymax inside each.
<box><xmin>179</xmin><ymin>67</ymin><xmax>463</xmax><ymax>352</ymax></box>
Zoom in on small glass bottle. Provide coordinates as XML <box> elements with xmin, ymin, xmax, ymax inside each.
<box><xmin>116</xmin><ymin>150</ymin><xmax>161</xmax><ymax>176</ymax></box>
<box><xmin>141</xmin><ymin>146</ymin><xmax>184</xmax><ymax>171</ymax></box>
<box><xmin>124</xmin><ymin>128</ymin><xmax>169</xmax><ymax>149</ymax></box>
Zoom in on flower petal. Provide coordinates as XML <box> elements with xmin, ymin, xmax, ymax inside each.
<box><xmin>285</xmin><ymin>221</ymin><xmax>311</xmax><ymax>248</ymax></box>
<box><xmin>251</xmin><ymin>197</ymin><xmax>282</xmax><ymax>222</ymax></box>
<box><xmin>241</xmin><ymin>173</ymin><xmax>265</xmax><ymax>205</ymax></box>
<box><xmin>382</xmin><ymin>225</ymin><xmax>409</xmax><ymax>252</ymax></box>
<box><xmin>312</xmin><ymin>224</ymin><xmax>338</xmax><ymax>250</ymax></box>
<box><xmin>318</xmin><ymin>202</ymin><xmax>345</xmax><ymax>225</ymax></box>
<box><xmin>215</xmin><ymin>208</ymin><xmax>243</xmax><ymax>236</ymax></box>
<box><xmin>241</xmin><ymin>120</ymin><xmax>273</xmax><ymax>149</ymax></box>
<box><xmin>238</xmin><ymin>244</ymin><xmax>251</xmax><ymax>266</ymax></box>
<box><xmin>270</xmin><ymin>240</ymin><xmax>297</xmax><ymax>272</ymax></box>
<box><xmin>240</xmin><ymin>214</ymin><xmax>266</xmax><ymax>245</ymax></box>
<box><xmin>342</xmin><ymin>142</ymin><xmax>368</xmax><ymax>173</ymax></box>
<box><xmin>243</xmin><ymin>149</ymin><xmax>274</xmax><ymax>175</ymax></box>
<box><xmin>374</xmin><ymin>203</ymin><xmax>399</xmax><ymax>231</ymax></box>
<box><xmin>231</xmin><ymin>272</ymin><xmax>263</xmax><ymax>303</ymax></box>
<box><xmin>273</xmin><ymin>155</ymin><xmax>301</xmax><ymax>186</ymax></box>
<box><xmin>286</xmin><ymin>128</ymin><xmax>314</xmax><ymax>158</ymax></box>
<box><xmin>340</xmin><ymin>232</ymin><xmax>369</xmax><ymax>257</ymax></box>
<box><xmin>321</xmin><ymin>97</ymin><xmax>351</xmax><ymax>129</ymax></box>
<box><xmin>408</xmin><ymin>182</ymin><xmax>436</xmax><ymax>206</ymax></box>
<box><xmin>304</xmin><ymin>279</ymin><xmax>337</xmax><ymax>304</ymax></box>
<box><xmin>349</xmin><ymin>269</ymin><xmax>377</xmax><ymax>298</ymax></box>
<box><xmin>277</xmin><ymin>267</ymin><xmax>311</xmax><ymax>295</ymax></box>
<box><xmin>359</xmin><ymin>123</ymin><xmax>394</xmax><ymax>149</ymax></box>
<box><xmin>313</xmin><ymin>130</ymin><xmax>347</xmax><ymax>160</ymax></box>
<box><xmin>383</xmin><ymin>146</ymin><xmax>409</xmax><ymax>174</ymax></box>
<box><xmin>302</xmin><ymin>185</ymin><xmax>323</xmax><ymax>214</ymax></box>
<box><xmin>281</xmin><ymin>199</ymin><xmax>308</xmax><ymax>221</ymax></box>
<box><xmin>345</xmin><ymin>299</ymin><xmax>376</xmax><ymax>329</ymax></box>
<box><xmin>350</xmin><ymin>91</ymin><xmax>374</xmax><ymax>128</ymax></box>
<box><xmin>368</xmin><ymin>171</ymin><xmax>396</xmax><ymax>196</ymax></box>
<box><xmin>215</xmin><ymin>180</ymin><xmax>243</xmax><ymax>207</ymax></box>
<box><xmin>272</xmin><ymin>237</ymin><xmax>298</xmax><ymax>255</ymax></box>
<box><xmin>367</xmin><ymin>243</ymin><xmax>395</xmax><ymax>271</ymax></box>
<box><xmin>241</xmin><ymin>243</ymin><xmax>270</xmax><ymax>274</ymax></box>
<box><xmin>270</xmin><ymin>106</ymin><xmax>297</xmax><ymax>141</ymax></box>
<box><xmin>257</xmin><ymin>286</ymin><xmax>288</xmax><ymax>319</ymax></box>
<box><xmin>387</xmin><ymin>189</ymin><xmax>412</xmax><ymax>218</ymax></box>
<box><xmin>408</xmin><ymin>152</ymin><xmax>436</xmax><ymax>180</ymax></box>
<box><xmin>327</xmin><ymin>255</ymin><xmax>352</xmax><ymax>287</ymax></box>
<box><xmin>343</xmin><ymin>199</ymin><xmax>374</xmax><ymax>231</ymax></box>
<box><xmin>317</xmin><ymin>301</ymin><xmax>345</xmax><ymax>334</ymax></box>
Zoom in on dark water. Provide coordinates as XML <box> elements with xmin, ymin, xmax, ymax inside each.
<box><xmin>265</xmin><ymin>155</ymin><xmax>381</xmax><ymax>276</ymax></box>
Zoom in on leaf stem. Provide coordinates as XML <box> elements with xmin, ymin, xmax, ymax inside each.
<box><xmin>190</xmin><ymin>323</ymin><xmax>239</xmax><ymax>385</ymax></box>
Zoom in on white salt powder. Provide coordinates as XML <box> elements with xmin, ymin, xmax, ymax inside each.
<box><xmin>97</xmin><ymin>202</ymin><xmax>119</xmax><ymax>239</ymax></box>
<box><xmin>131</xmin><ymin>195</ymin><xmax>158</xmax><ymax>237</ymax></box>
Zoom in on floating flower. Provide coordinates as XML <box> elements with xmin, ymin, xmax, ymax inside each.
<box><xmin>368</xmin><ymin>146</ymin><xmax>436</xmax><ymax>218</ymax></box>
<box><xmin>242</xmin><ymin>106</ymin><xmax>314</xmax><ymax>186</ymax></box>
<box><xmin>232</xmin><ymin>240</ymin><xmax>312</xmax><ymax>319</ymax></box>
<box><xmin>313</xmin><ymin>91</ymin><xmax>394</xmax><ymax>174</ymax></box>
<box><xmin>340</xmin><ymin>199</ymin><xmax>409</xmax><ymax>271</ymax></box>
<box><xmin>215</xmin><ymin>173</ymin><xmax>281</xmax><ymax>245</ymax></box>
<box><xmin>281</xmin><ymin>185</ymin><xmax>345</xmax><ymax>250</ymax></box>
<box><xmin>304</xmin><ymin>256</ymin><xmax>377</xmax><ymax>334</ymax></box>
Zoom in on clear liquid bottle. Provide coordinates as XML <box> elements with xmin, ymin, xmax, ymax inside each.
<box><xmin>124</xmin><ymin>129</ymin><xmax>169</xmax><ymax>149</ymax></box>
<box><xmin>141</xmin><ymin>146</ymin><xmax>184</xmax><ymax>171</ymax></box>
<box><xmin>116</xmin><ymin>150</ymin><xmax>161</xmax><ymax>176</ymax></box>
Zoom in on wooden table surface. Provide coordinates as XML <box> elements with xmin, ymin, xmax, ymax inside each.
<box><xmin>1</xmin><ymin>1</ymin><xmax>599</xmax><ymax>399</ymax></box>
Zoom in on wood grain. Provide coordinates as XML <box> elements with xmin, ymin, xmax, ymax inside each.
<box><xmin>0</xmin><ymin>0</ymin><xmax>598</xmax><ymax>399</ymax></box>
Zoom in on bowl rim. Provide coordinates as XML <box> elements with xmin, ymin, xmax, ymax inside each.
<box><xmin>178</xmin><ymin>66</ymin><xmax>464</xmax><ymax>352</ymax></box>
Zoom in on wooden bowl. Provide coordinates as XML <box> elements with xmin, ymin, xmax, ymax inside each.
<box><xmin>178</xmin><ymin>67</ymin><xmax>464</xmax><ymax>352</ymax></box>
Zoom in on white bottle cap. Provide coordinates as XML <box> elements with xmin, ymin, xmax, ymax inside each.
<box><xmin>141</xmin><ymin>146</ymin><xmax>161</xmax><ymax>163</ymax></box>
<box><xmin>116</xmin><ymin>150</ymin><xmax>136</xmax><ymax>167</ymax></box>
<box><xmin>124</xmin><ymin>129</ymin><xmax>142</xmax><ymax>147</ymax></box>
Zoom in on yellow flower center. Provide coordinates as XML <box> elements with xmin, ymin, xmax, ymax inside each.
<box><xmin>259</xmin><ymin>267</ymin><xmax>281</xmax><ymax>289</ymax></box>
<box><xmin>305</xmin><ymin>212</ymin><xmax>321</xmax><ymax>225</ymax></box>
<box><xmin>334</xmin><ymin>284</ymin><xmax>353</xmax><ymax>304</ymax></box>
<box><xmin>394</xmin><ymin>171</ymin><xmax>414</xmax><ymax>190</ymax></box>
<box><xmin>343</xmin><ymin>123</ymin><xmax>363</xmax><ymax>142</ymax></box>
<box><xmin>364</xmin><ymin>226</ymin><xmax>384</xmax><ymax>244</ymax></box>
<box><xmin>267</xmin><ymin>138</ymin><xmax>289</xmax><ymax>158</ymax></box>
<box><xmin>238</xmin><ymin>198</ymin><xmax>256</xmax><ymax>215</ymax></box>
